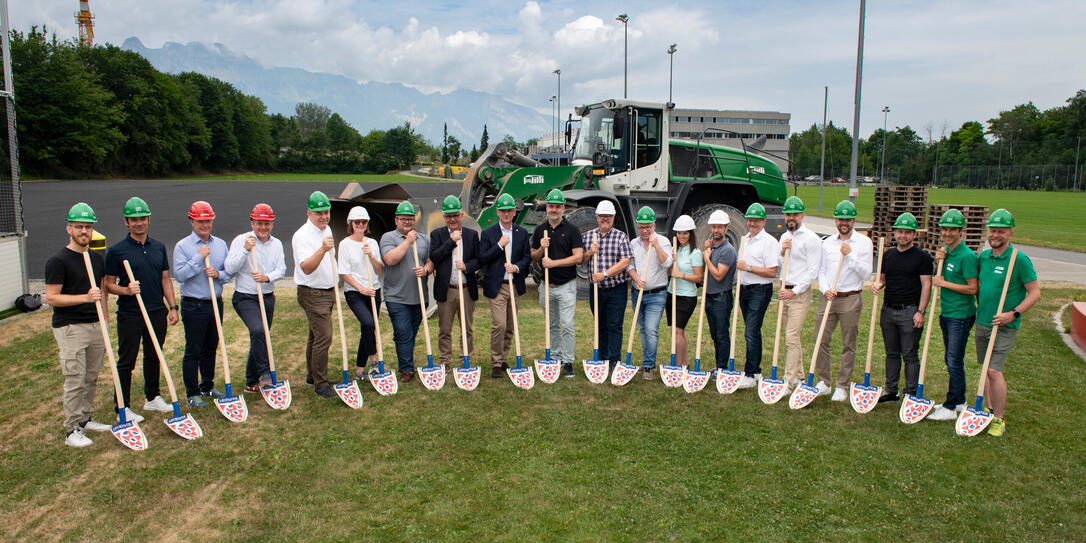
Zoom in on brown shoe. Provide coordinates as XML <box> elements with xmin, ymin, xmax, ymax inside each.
<box><xmin>491</xmin><ymin>366</ymin><xmax>503</xmax><ymax>378</ymax></box>
<box><xmin>399</xmin><ymin>371</ymin><xmax>415</xmax><ymax>383</ymax></box>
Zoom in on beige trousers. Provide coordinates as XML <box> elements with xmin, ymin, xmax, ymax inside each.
<box><xmin>489</xmin><ymin>284</ymin><xmax>517</xmax><ymax>368</ymax></box>
<box><xmin>437</xmin><ymin>286</ymin><xmax>474</xmax><ymax>366</ymax></box>
<box><xmin>781</xmin><ymin>288</ymin><xmax>813</xmax><ymax>386</ymax></box>
<box><xmin>53</xmin><ymin>322</ymin><xmax>106</xmax><ymax>432</ymax></box>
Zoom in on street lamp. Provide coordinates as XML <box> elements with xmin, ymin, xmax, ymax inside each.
<box><xmin>880</xmin><ymin>105</ymin><xmax>890</xmax><ymax>183</ymax></box>
<box><xmin>553</xmin><ymin>69</ymin><xmax>562</xmax><ymax>153</ymax></box>
<box><xmin>666</xmin><ymin>43</ymin><xmax>677</xmax><ymax>106</ymax></box>
<box><xmin>549</xmin><ymin>95</ymin><xmax>556</xmax><ymax>154</ymax></box>
<box><xmin>616</xmin><ymin>14</ymin><xmax>628</xmax><ymax>98</ymax></box>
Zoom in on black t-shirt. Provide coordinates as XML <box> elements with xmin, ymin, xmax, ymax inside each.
<box><xmin>881</xmin><ymin>245</ymin><xmax>933</xmax><ymax>307</ymax></box>
<box><xmin>45</xmin><ymin>247</ymin><xmax>104</xmax><ymax>328</ymax></box>
<box><xmin>531</xmin><ymin>219</ymin><xmax>584</xmax><ymax>285</ymax></box>
<box><xmin>105</xmin><ymin>235</ymin><xmax>170</xmax><ymax>316</ymax></box>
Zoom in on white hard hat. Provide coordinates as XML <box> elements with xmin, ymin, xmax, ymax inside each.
<box><xmin>347</xmin><ymin>206</ymin><xmax>370</xmax><ymax>222</ymax></box>
<box><xmin>708</xmin><ymin>209</ymin><xmax>730</xmax><ymax>225</ymax></box>
<box><xmin>673</xmin><ymin>215</ymin><xmax>696</xmax><ymax>231</ymax></box>
<box><xmin>595</xmin><ymin>200</ymin><xmax>616</xmax><ymax>215</ymax></box>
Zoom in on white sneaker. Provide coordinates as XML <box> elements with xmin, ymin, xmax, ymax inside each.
<box><xmin>814</xmin><ymin>380</ymin><xmax>831</xmax><ymax>396</ymax></box>
<box><xmin>143</xmin><ymin>396</ymin><xmax>172</xmax><ymax>413</ymax></box>
<box><xmin>831</xmin><ymin>387</ymin><xmax>847</xmax><ymax>402</ymax></box>
<box><xmin>927</xmin><ymin>406</ymin><xmax>958</xmax><ymax>421</ymax></box>
<box><xmin>120</xmin><ymin>407</ymin><xmax>145</xmax><ymax>424</ymax></box>
<box><xmin>780</xmin><ymin>386</ymin><xmax>792</xmax><ymax>396</ymax></box>
<box><xmin>953</xmin><ymin>403</ymin><xmax>967</xmax><ymax>413</ymax></box>
<box><xmin>65</xmin><ymin>428</ymin><xmax>93</xmax><ymax>448</ymax></box>
<box><xmin>736</xmin><ymin>376</ymin><xmax>756</xmax><ymax>389</ymax></box>
<box><xmin>81</xmin><ymin>419</ymin><xmax>111</xmax><ymax>432</ymax></box>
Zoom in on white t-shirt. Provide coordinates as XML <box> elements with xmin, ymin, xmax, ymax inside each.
<box><xmin>292</xmin><ymin>220</ymin><xmax>335</xmax><ymax>288</ymax></box>
<box><xmin>739</xmin><ymin>229</ymin><xmax>781</xmax><ymax>286</ymax></box>
<box><xmin>337</xmin><ymin>236</ymin><xmax>381</xmax><ymax>292</ymax></box>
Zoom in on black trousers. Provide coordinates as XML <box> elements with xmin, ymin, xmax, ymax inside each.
<box><xmin>115</xmin><ymin>309</ymin><xmax>167</xmax><ymax>406</ymax></box>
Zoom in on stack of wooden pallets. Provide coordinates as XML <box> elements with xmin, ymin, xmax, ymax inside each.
<box><xmin>869</xmin><ymin>185</ymin><xmax>928</xmax><ymax>245</ymax></box>
<box><xmin>924</xmin><ymin>204</ymin><xmax>988</xmax><ymax>253</ymax></box>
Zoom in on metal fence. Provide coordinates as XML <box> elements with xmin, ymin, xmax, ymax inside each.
<box><xmin>930</xmin><ymin>164</ymin><xmax>1082</xmax><ymax>191</ymax></box>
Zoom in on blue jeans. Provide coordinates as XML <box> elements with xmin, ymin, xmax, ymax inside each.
<box><xmin>385</xmin><ymin>301</ymin><xmax>421</xmax><ymax>373</ymax></box>
<box><xmin>939</xmin><ymin>314</ymin><xmax>975</xmax><ymax>408</ymax></box>
<box><xmin>232</xmin><ymin>292</ymin><xmax>274</xmax><ymax>387</ymax></box>
<box><xmin>539</xmin><ymin>280</ymin><xmax>577</xmax><ymax>366</ymax></box>
<box><xmin>632</xmin><ymin>289</ymin><xmax>666</xmax><ymax>369</ymax></box>
<box><xmin>181</xmin><ymin>298</ymin><xmax>222</xmax><ymax>397</ymax></box>
<box><xmin>739</xmin><ymin>283</ymin><xmax>773</xmax><ymax>376</ymax></box>
<box><xmin>704</xmin><ymin>291</ymin><xmax>733</xmax><ymax>370</ymax></box>
<box><xmin>590</xmin><ymin>283</ymin><xmax>628</xmax><ymax>363</ymax></box>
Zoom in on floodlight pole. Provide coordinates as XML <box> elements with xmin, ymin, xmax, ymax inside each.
<box><xmin>617</xmin><ymin>14</ymin><xmax>629</xmax><ymax>99</ymax></box>
<box><xmin>847</xmin><ymin>0</ymin><xmax>865</xmax><ymax>204</ymax></box>
<box><xmin>820</xmin><ymin>86</ymin><xmax>828</xmax><ymax>215</ymax></box>
<box><xmin>667</xmin><ymin>44</ymin><xmax>677</xmax><ymax>105</ymax></box>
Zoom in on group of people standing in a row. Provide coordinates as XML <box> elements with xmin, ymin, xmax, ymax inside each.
<box><xmin>47</xmin><ymin>189</ymin><xmax>1039</xmax><ymax>449</ymax></box>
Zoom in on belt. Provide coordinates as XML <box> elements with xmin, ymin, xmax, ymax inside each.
<box><xmin>181</xmin><ymin>296</ymin><xmax>221</xmax><ymax>304</ymax></box>
<box><xmin>299</xmin><ymin>285</ymin><xmax>333</xmax><ymax>291</ymax></box>
<box><xmin>644</xmin><ymin>286</ymin><xmax>666</xmax><ymax>294</ymax></box>
<box><xmin>835</xmin><ymin>290</ymin><xmax>861</xmax><ymax>298</ymax></box>
<box><xmin>885</xmin><ymin>303</ymin><xmax>916</xmax><ymax>310</ymax></box>
<box><xmin>708</xmin><ymin>290</ymin><xmax>731</xmax><ymax>299</ymax></box>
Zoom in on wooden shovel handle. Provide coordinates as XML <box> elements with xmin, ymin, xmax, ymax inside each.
<box><xmin>328</xmin><ymin>249</ymin><xmax>351</xmax><ymax>372</ymax></box>
<box><xmin>670</xmin><ymin>236</ymin><xmax>677</xmax><ymax>357</ymax></box>
<box><xmin>411</xmin><ymin>240</ymin><xmax>433</xmax><ymax>357</ymax></box>
<box><xmin>204</xmin><ymin>256</ymin><xmax>232</xmax><ymax>385</ymax></box>
<box><xmin>625</xmin><ymin>236</ymin><xmax>654</xmax><ymax>354</ymax></box>
<box><xmin>456</xmin><ymin>240</ymin><xmax>469</xmax><ymax>357</ymax></box>
<box><xmin>82</xmin><ymin>250</ymin><xmax>125</xmax><ymax>411</ymax></box>
<box><xmin>916</xmin><ymin>258</ymin><xmax>944</xmax><ymax>386</ymax></box>
<box><xmin>123</xmin><ymin>260</ymin><xmax>180</xmax><ymax>404</ymax></box>
<box><xmin>770</xmin><ymin>248</ymin><xmax>791</xmax><ymax>370</ymax></box>
<box><xmin>807</xmin><ymin>250</ymin><xmax>847</xmax><ymax>376</ymax></box>
<box><xmin>728</xmin><ymin>236</ymin><xmax>748</xmax><ymax>360</ymax></box>
<box><xmin>977</xmin><ymin>249</ymin><xmax>1018</xmax><ymax>398</ymax></box>
<box><xmin>592</xmin><ymin>231</ymin><xmax>599</xmax><ymax>351</ymax></box>
<box><xmin>363</xmin><ymin>239</ymin><xmax>385</xmax><ymax>362</ymax></box>
<box><xmin>249</xmin><ymin>250</ymin><xmax>277</xmax><ymax>374</ymax></box>
<box><xmin>505</xmin><ymin>240</ymin><xmax>522</xmax><ymax>357</ymax></box>
<box><xmin>862</xmin><ymin>237</ymin><xmax>886</xmax><ymax>374</ymax></box>
<box><xmin>543</xmin><ymin>230</ymin><xmax>550</xmax><ymax>350</ymax></box>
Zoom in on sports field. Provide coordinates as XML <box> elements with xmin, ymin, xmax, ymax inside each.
<box><xmin>2</xmin><ymin>284</ymin><xmax>1083</xmax><ymax>541</ymax></box>
<box><xmin>794</xmin><ymin>185</ymin><xmax>1086</xmax><ymax>252</ymax></box>
<box><xmin>182</xmin><ymin>173</ymin><xmax>441</xmax><ymax>183</ymax></box>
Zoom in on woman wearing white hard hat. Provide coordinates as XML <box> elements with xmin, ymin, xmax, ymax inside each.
<box><xmin>666</xmin><ymin>215</ymin><xmax>704</xmax><ymax>366</ymax></box>
<box><xmin>337</xmin><ymin>206</ymin><xmax>384</xmax><ymax>381</ymax></box>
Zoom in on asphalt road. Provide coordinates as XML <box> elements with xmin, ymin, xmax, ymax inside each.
<box><xmin>24</xmin><ymin>179</ymin><xmax>463</xmax><ymax>278</ymax></box>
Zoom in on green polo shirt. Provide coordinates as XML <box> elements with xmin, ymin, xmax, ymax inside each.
<box><xmin>939</xmin><ymin>241</ymin><xmax>979</xmax><ymax>319</ymax></box>
<box><xmin>977</xmin><ymin>244</ymin><xmax>1037</xmax><ymax>329</ymax></box>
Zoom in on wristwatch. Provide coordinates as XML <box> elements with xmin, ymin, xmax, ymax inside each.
<box><xmin>1013</xmin><ymin>310</ymin><xmax>1021</xmax><ymax>318</ymax></box>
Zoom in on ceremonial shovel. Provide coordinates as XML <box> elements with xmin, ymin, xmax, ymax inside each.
<box><xmin>328</xmin><ymin>250</ymin><xmax>364</xmax><ymax>408</ymax></box>
<box><xmin>850</xmin><ymin>237</ymin><xmax>886</xmax><ymax>414</ymax></box>
<box><xmin>614</xmin><ymin>236</ymin><xmax>654</xmax><ymax>387</ymax></box>
<box><xmin>83</xmin><ymin>252</ymin><xmax>148</xmax><ymax>450</ymax></box>
<box><xmin>364</xmin><ymin>248</ymin><xmax>397</xmax><ymax>396</ymax></box>
<box><xmin>716</xmin><ymin>237</ymin><xmax>747</xmax><ymax>395</ymax></box>
<box><xmin>683</xmin><ymin>263</ymin><xmax>712</xmax><ymax>393</ymax></box>
<box><xmin>413</xmin><ymin>241</ymin><xmax>445</xmax><ymax>391</ymax></box>
<box><xmin>900</xmin><ymin>258</ymin><xmax>944</xmax><ymax>424</ymax></box>
<box><xmin>758</xmin><ymin>248</ymin><xmax>790</xmax><ymax>405</ymax></box>
<box><xmin>452</xmin><ymin>240</ymin><xmax>481</xmax><ymax>390</ymax></box>
<box><xmin>789</xmin><ymin>253</ymin><xmax>846</xmax><ymax>410</ymax></box>
<box><xmin>660</xmin><ymin>237</ymin><xmax>685</xmax><ymax>388</ymax></box>
<box><xmin>534</xmin><ymin>231</ymin><xmax>561</xmax><ymax>384</ymax></box>
<box><xmin>123</xmin><ymin>260</ymin><xmax>202</xmax><ymax>439</ymax></box>
<box><xmin>582</xmin><ymin>231</ymin><xmax>609</xmax><ymax>384</ymax></box>
<box><xmin>249</xmin><ymin>250</ymin><xmax>291</xmax><ymax>410</ymax></box>
<box><xmin>504</xmin><ymin>242</ymin><xmax>534</xmax><ymax>390</ymax></box>
<box><xmin>205</xmin><ymin>256</ymin><xmax>248</xmax><ymax>422</ymax></box>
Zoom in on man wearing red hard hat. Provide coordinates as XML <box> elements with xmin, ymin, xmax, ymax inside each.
<box><xmin>172</xmin><ymin>201</ymin><xmax>233</xmax><ymax>408</ymax></box>
<box><xmin>225</xmin><ymin>204</ymin><xmax>286</xmax><ymax>393</ymax></box>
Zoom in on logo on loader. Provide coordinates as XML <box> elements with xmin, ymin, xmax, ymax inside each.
<box><xmin>262</xmin><ymin>383</ymin><xmax>291</xmax><ymax>410</ymax></box>
<box><xmin>112</xmin><ymin>421</ymin><xmax>148</xmax><ymax>451</ymax></box>
<box><xmin>535</xmin><ymin>361</ymin><xmax>560</xmax><ymax>384</ymax></box>
<box><xmin>955</xmin><ymin>407</ymin><xmax>993</xmax><ymax>436</ymax></box>
<box><xmin>757</xmin><ymin>378</ymin><xmax>787</xmax><ymax>404</ymax></box>
<box><xmin>166</xmin><ymin>415</ymin><xmax>202</xmax><ymax>440</ymax></box>
<box><xmin>524</xmin><ymin>174</ymin><xmax>545</xmax><ymax>185</ymax></box>
<box><xmin>583</xmin><ymin>360</ymin><xmax>609</xmax><ymax>384</ymax></box>
<box><xmin>453</xmin><ymin>367</ymin><xmax>481</xmax><ymax>391</ymax></box>
<box><xmin>610</xmin><ymin>363</ymin><xmax>637</xmax><ymax>386</ymax></box>
<box><xmin>899</xmin><ymin>396</ymin><xmax>933</xmax><ymax>424</ymax></box>
<box><xmin>334</xmin><ymin>382</ymin><xmax>363</xmax><ymax>409</ymax></box>
<box><xmin>419</xmin><ymin>366</ymin><xmax>446</xmax><ymax>391</ymax></box>
<box><xmin>683</xmin><ymin>371</ymin><xmax>710</xmax><ymax>393</ymax></box>
<box><xmin>849</xmin><ymin>383</ymin><xmax>880</xmax><ymax>414</ymax></box>
<box><xmin>216</xmin><ymin>397</ymin><xmax>248</xmax><ymax>422</ymax></box>
<box><xmin>370</xmin><ymin>372</ymin><xmax>398</xmax><ymax>396</ymax></box>
<box><xmin>789</xmin><ymin>385</ymin><xmax>819</xmax><ymax>410</ymax></box>
<box><xmin>508</xmin><ymin>367</ymin><xmax>534</xmax><ymax>390</ymax></box>
<box><xmin>660</xmin><ymin>366</ymin><xmax>685</xmax><ymax>388</ymax></box>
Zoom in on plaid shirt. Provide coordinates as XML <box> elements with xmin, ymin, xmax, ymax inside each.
<box><xmin>582</xmin><ymin>227</ymin><xmax>631</xmax><ymax>289</ymax></box>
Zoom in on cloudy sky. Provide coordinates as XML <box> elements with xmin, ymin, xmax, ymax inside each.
<box><xmin>18</xmin><ymin>0</ymin><xmax>1086</xmax><ymax>139</ymax></box>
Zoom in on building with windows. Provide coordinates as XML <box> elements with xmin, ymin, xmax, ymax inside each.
<box><xmin>669</xmin><ymin>108</ymin><xmax>790</xmax><ymax>173</ymax></box>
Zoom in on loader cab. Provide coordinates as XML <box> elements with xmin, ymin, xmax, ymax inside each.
<box><xmin>572</xmin><ymin>100</ymin><xmax>668</xmax><ymax>195</ymax></box>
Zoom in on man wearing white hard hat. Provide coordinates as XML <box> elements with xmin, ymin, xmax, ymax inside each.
<box><xmin>581</xmin><ymin>199</ymin><xmax>631</xmax><ymax>371</ymax></box>
<box><xmin>701</xmin><ymin>209</ymin><xmax>738</xmax><ymax>374</ymax></box>
<box><xmin>666</xmin><ymin>215</ymin><xmax>704</xmax><ymax>367</ymax></box>
<box><xmin>338</xmin><ymin>206</ymin><xmax>384</xmax><ymax>380</ymax></box>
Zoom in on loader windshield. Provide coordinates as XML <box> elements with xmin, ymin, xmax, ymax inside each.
<box><xmin>573</xmin><ymin>106</ymin><xmax>629</xmax><ymax>175</ymax></box>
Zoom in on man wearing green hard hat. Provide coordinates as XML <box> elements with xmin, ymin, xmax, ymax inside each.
<box><xmin>480</xmin><ymin>193</ymin><xmax>532</xmax><ymax>377</ymax></box>
<box><xmin>46</xmin><ymin>203</ymin><xmax>109</xmax><ymax>447</ymax></box>
<box><xmin>777</xmin><ymin>196</ymin><xmax>822</xmax><ymax>392</ymax></box>
<box><xmin>292</xmin><ymin>191</ymin><xmax>338</xmax><ymax>397</ymax></box>
<box><xmin>869</xmin><ymin>212</ymin><xmax>933</xmax><ymax>404</ymax></box>
<box><xmin>380</xmin><ymin>199</ymin><xmax>434</xmax><ymax>383</ymax></box>
<box><xmin>531</xmin><ymin>189</ymin><xmax>584</xmax><ymax>373</ymax></box>
<box><xmin>429</xmin><ymin>195</ymin><xmax>480</xmax><ymax>369</ymax></box>
<box><xmin>103</xmin><ymin>197</ymin><xmax>179</xmax><ymax>422</ymax></box>
<box><xmin>972</xmin><ymin>209</ymin><xmax>1040</xmax><ymax>437</ymax></box>
<box><xmin>811</xmin><ymin>200</ymin><xmax>873</xmax><ymax>398</ymax></box>
<box><xmin>627</xmin><ymin>205</ymin><xmax>673</xmax><ymax>380</ymax></box>
<box><xmin>927</xmin><ymin>209</ymin><xmax>979</xmax><ymax>421</ymax></box>
<box><xmin>734</xmin><ymin>202</ymin><xmax>781</xmax><ymax>389</ymax></box>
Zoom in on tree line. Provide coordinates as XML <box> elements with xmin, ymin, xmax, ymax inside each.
<box><xmin>788</xmin><ymin>89</ymin><xmax>1086</xmax><ymax>189</ymax></box>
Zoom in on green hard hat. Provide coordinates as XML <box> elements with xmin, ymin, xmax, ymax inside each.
<box><xmin>893</xmin><ymin>212</ymin><xmax>919</xmax><ymax>231</ymax></box>
<box><xmin>987</xmin><ymin>208</ymin><xmax>1015</xmax><ymax>228</ymax></box>
<box><xmin>635</xmin><ymin>206</ymin><xmax>656</xmax><ymax>224</ymax></box>
<box><xmin>833</xmin><ymin>200</ymin><xmax>858</xmax><ymax>219</ymax></box>
<box><xmin>441</xmin><ymin>195</ymin><xmax>462</xmax><ymax>214</ymax></box>
<box><xmin>782</xmin><ymin>196</ymin><xmax>805</xmax><ymax>214</ymax></box>
<box><xmin>745</xmin><ymin>202</ymin><xmax>767</xmax><ymax>219</ymax></box>
<box><xmin>938</xmin><ymin>209</ymin><xmax>966</xmax><ymax>228</ymax></box>
<box><xmin>307</xmin><ymin>191</ymin><xmax>331</xmax><ymax>212</ymax></box>
<box><xmin>123</xmin><ymin>197</ymin><xmax>151</xmax><ymax>218</ymax></box>
<box><xmin>395</xmin><ymin>201</ymin><xmax>417</xmax><ymax>216</ymax></box>
<box><xmin>495</xmin><ymin>193</ymin><xmax>517</xmax><ymax>210</ymax></box>
<box><xmin>66</xmin><ymin>202</ymin><xmax>97</xmax><ymax>223</ymax></box>
<box><xmin>545</xmin><ymin>189</ymin><xmax>566</xmax><ymax>205</ymax></box>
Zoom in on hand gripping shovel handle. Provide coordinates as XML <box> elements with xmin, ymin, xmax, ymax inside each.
<box><xmin>862</xmin><ymin>237</ymin><xmax>886</xmax><ymax>379</ymax></box>
<box><xmin>249</xmin><ymin>250</ymin><xmax>277</xmax><ymax>376</ymax></box>
<box><xmin>122</xmin><ymin>260</ymin><xmax>181</xmax><ymax>409</ymax></box>
<box><xmin>916</xmin><ymin>258</ymin><xmax>945</xmax><ymax>395</ymax></box>
<box><xmin>806</xmin><ymin>251</ymin><xmax>847</xmax><ymax>378</ymax></box>
<box><xmin>82</xmin><ymin>251</ymin><xmax>126</xmax><ymax>415</ymax></box>
<box><xmin>456</xmin><ymin>240</ymin><xmax>470</xmax><ymax>367</ymax></box>
<box><xmin>411</xmin><ymin>241</ymin><xmax>434</xmax><ymax>361</ymax></box>
<box><xmin>204</xmin><ymin>256</ymin><xmax>233</xmax><ymax>390</ymax></box>
<box><xmin>769</xmin><ymin>248</ymin><xmax>791</xmax><ymax>374</ymax></box>
<box><xmin>975</xmin><ymin>248</ymin><xmax>1018</xmax><ymax>402</ymax></box>
<box><xmin>728</xmin><ymin>237</ymin><xmax>748</xmax><ymax>363</ymax></box>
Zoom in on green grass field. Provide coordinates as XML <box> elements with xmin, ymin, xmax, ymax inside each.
<box><xmin>178</xmin><ymin>172</ymin><xmax>442</xmax><ymax>183</ymax></box>
<box><xmin>2</xmin><ymin>283</ymin><xmax>1084</xmax><ymax>541</ymax></box>
<box><xmin>794</xmin><ymin>185</ymin><xmax>1086</xmax><ymax>252</ymax></box>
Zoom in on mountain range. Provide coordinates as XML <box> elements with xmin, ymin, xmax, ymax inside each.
<box><xmin>121</xmin><ymin>37</ymin><xmax>551</xmax><ymax>147</ymax></box>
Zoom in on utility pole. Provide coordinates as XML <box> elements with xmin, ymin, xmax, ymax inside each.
<box><xmin>847</xmin><ymin>0</ymin><xmax>866</xmax><ymax>203</ymax></box>
<box><xmin>880</xmin><ymin>105</ymin><xmax>890</xmax><ymax>183</ymax></box>
<box><xmin>549</xmin><ymin>96</ymin><xmax>556</xmax><ymax>156</ymax></box>
<box><xmin>616</xmin><ymin>14</ymin><xmax>629</xmax><ymax>99</ymax></box>
<box><xmin>1075</xmin><ymin>135</ymin><xmax>1081</xmax><ymax>191</ymax></box>
<box><xmin>819</xmin><ymin>86</ymin><xmax>828</xmax><ymax>215</ymax></box>
<box><xmin>667</xmin><ymin>44</ymin><xmax>677</xmax><ymax>106</ymax></box>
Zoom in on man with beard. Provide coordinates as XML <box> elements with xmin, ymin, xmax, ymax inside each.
<box><xmin>927</xmin><ymin>209</ymin><xmax>979</xmax><ymax>421</ymax></box>
<box><xmin>46</xmin><ymin>203</ymin><xmax>110</xmax><ymax>447</ymax></box>
<box><xmin>103</xmin><ymin>197</ymin><xmax>178</xmax><ymax>422</ymax></box>
<box><xmin>531</xmin><ymin>189</ymin><xmax>584</xmax><ymax>376</ymax></box>
<box><xmin>380</xmin><ymin>201</ymin><xmax>433</xmax><ymax>383</ymax></box>
<box><xmin>813</xmin><ymin>201</ymin><xmax>873</xmax><ymax>397</ymax></box>
<box><xmin>702</xmin><ymin>209</ymin><xmax>737</xmax><ymax>374</ymax></box>
<box><xmin>869</xmin><ymin>212</ymin><xmax>933</xmax><ymax>404</ymax></box>
<box><xmin>580</xmin><ymin>200</ymin><xmax>631</xmax><ymax>372</ymax></box>
<box><xmin>734</xmin><ymin>203</ymin><xmax>780</xmax><ymax>389</ymax></box>
<box><xmin>972</xmin><ymin>209</ymin><xmax>1039</xmax><ymax>437</ymax></box>
<box><xmin>292</xmin><ymin>191</ymin><xmax>338</xmax><ymax>398</ymax></box>
<box><xmin>776</xmin><ymin>196</ymin><xmax>821</xmax><ymax>393</ymax></box>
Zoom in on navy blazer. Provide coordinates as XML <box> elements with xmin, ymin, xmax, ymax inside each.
<box><xmin>429</xmin><ymin>226</ymin><xmax>480</xmax><ymax>302</ymax></box>
<box><xmin>479</xmin><ymin>223</ymin><xmax>531</xmax><ymax>299</ymax></box>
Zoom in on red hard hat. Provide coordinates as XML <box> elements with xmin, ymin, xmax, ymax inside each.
<box><xmin>250</xmin><ymin>203</ymin><xmax>275</xmax><ymax>221</ymax></box>
<box><xmin>188</xmin><ymin>201</ymin><xmax>215</xmax><ymax>220</ymax></box>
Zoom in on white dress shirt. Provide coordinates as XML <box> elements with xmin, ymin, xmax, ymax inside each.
<box><xmin>224</xmin><ymin>231</ymin><xmax>285</xmax><ymax>295</ymax></box>
<box><xmin>818</xmin><ymin>231</ymin><xmax>874</xmax><ymax>293</ymax></box>
<box><xmin>629</xmin><ymin>234</ymin><xmax>673</xmax><ymax>290</ymax></box>
<box><xmin>337</xmin><ymin>236</ymin><xmax>382</xmax><ymax>292</ymax></box>
<box><xmin>778</xmin><ymin>224</ymin><xmax>822</xmax><ymax>295</ymax></box>
<box><xmin>739</xmin><ymin>229</ymin><xmax>781</xmax><ymax>286</ymax></box>
<box><xmin>292</xmin><ymin>220</ymin><xmax>335</xmax><ymax>288</ymax></box>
